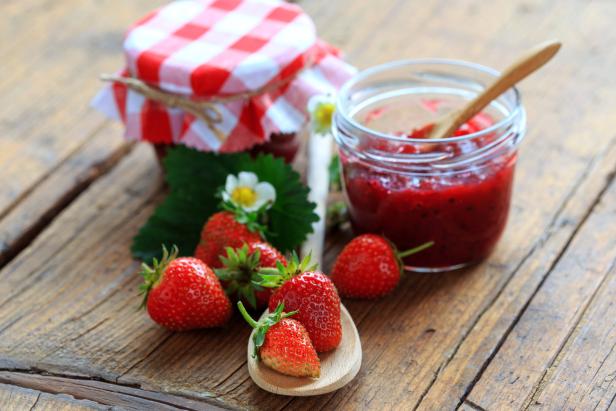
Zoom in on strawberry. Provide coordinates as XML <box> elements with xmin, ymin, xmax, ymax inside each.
<box><xmin>215</xmin><ymin>242</ymin><xmax>287</xmax><ymax>309</ymax></box>
<box><xmin>258</xmin><ymin>254</ymin><xmax>342</xmax><ymax>353</ymax></box>
<box><xmin>140</xmin><ymin>246</ymin><xmax>232</xmax><ymax>331</ymax></box>
<box><xmin>331</xmin><ymin>234</ymin><xmax>433</xmax><ymax>299</ymax></box>
<box><xmin>238</xmin><ymin>301</ymin><xmax>320</xmax><ymax>378</ymax></box>
<box><xmin>194</xmin><ymin>211</ymin><xmax>262</xmax><ymax>269</ymax></box>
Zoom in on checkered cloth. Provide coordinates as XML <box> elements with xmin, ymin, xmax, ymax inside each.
<box><xmin>92</xmin><ymin>0</ymin><xmax>355</xmax><ymax>152</ymax></box>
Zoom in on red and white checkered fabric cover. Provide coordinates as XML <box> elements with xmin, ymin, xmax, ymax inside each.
<box><xmin>92</xmin><ymin>0</ymin><xmax>355</xmax><ymax>152</ymax></box>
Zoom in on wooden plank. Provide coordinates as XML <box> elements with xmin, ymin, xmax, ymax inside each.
<box><xmin>0</xmin><ymin>372</ymin><xmax>227</xmax><ymax>411</ymax></box>
<box><xmin>0</xmin><ymin>0</ymin><xmax>166</xmax><ymax>263</ymax></box>
<box><xmin>0</xmin><ymin>145</ymin><xmax>253</xmax><ymax>410</ymax></box>
<box><xmin>530</xmin><ymin>262</ymin><xmax>616</xmax><ymax>410</ymax></box>
<box><xmin>465</xmin><ymin>178</ymin><xmax>616</xmax><ymax>409</ymax></box>
<box><xmin>0</xmin><ymin>126</ymin><xmax>130</xmax><ymax>266</ymax></box>
<box><xmin>416</xmin><ymin>140</ymin><xmax>616</xmax><ymax>410</ymax></box>
<box><xmin>0</xmin><ymin>1</ymin><xmax>408</xmax><ymax>409</ymax></box>
<box><xmin>529</xmin><ymin>270</ymin><xmax>616</xmax><ymax>409</ymax></box>
<box><xmin>0</xmin><ymin>145</ymin><xmax>163</xmax><ymax>373</ymax></box>
<box><xmin>0</xmin><ymin>1</ymin><xmax>615</xmax><ymax>410</ymax></box>
<box><xmin>0</xmin><ymin>384</ymin><xmax>40</xmax><ymax>411</ymax></box>
<box><xmin>285</xmin><ymin>1</ymin><xmax>616</xmax><ymax>409</ymax></box>
<box><xmin>0</xmin><ymin>382</ymin><xmax>107</xmax><ymax>411</ymax></box>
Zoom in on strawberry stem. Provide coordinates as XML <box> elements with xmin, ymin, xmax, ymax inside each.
<box><xmin>397</xmin><ymin>241</ymin><xmax>434</xmax><ymax>259</ymax></box>
<box><xmin>237</xmin><ymin>301</ymin><xmax>259</xmax><ymax>328</ymax></box>
<box><xmin>254</xmin><ymin>251</ymin><xmax>318</xmax><ymax>289</ymax></box>
<box><xmin>238</xmin><ymin>301</ymin><xmax>298</xmax><ymax>358</ymax></box>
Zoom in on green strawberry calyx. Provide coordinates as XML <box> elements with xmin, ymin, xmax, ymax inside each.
<box><xmin>138</xmin><ymin>244</ymin><xmax>178</xmax><ymax>309</ymax></box>
<box><xmin>220</xmin><ymin>199</ymin><xmax>269</xmax><ymax>238</ymax></box>
<box><xmin>237</xmin><ymin>301</ymin><xmax>298</xmax><ymax>358</ymax></box>
<box><xmin>394</xmin><ymin>240</ymin><xmax>435</xmax><ymax>272</ymax></box>
<box><xmin>215</xmin><ymin>244</ymin><xmax>264</xmax><ymax>310</ymax></box>
<box><xmin>255</xmin><ymin>251</ymin><xmax>318</xmax><ymax>289</ymax></box>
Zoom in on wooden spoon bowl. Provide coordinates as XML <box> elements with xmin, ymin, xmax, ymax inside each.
<box><xmin>246</xmin><ymin>304</ymin><xmax>362</xmax><ymax>396</ymax></box>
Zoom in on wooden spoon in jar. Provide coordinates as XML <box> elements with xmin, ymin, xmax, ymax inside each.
<box><xmin>246</xmin><ymin>304</ymin><xmax>362</xmax><ymax>396</ymax></box>
<box><xmin>426</xmin><ymin>40</ymin><xmax>561</xmax><ymax>139</ymax></box>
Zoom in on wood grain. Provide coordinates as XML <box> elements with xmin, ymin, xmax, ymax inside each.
<box><xmin>0</xmin><ymin>382</ymin><xmax>108</xmax><ymax>411</ymax></box>
<box><xmin>466</xmin><ymin>177</ymin><xmax>616</xmax><ymax>409</ymax></box>
<box><xmin>0</xmin><ymin>0</ymin><xmax>615</xmax><ymax>410</ymax></box>
<box><xmin>0</xmin><ymin>0</ymin><xmax>166</xmax><ymax>264</ymax></box>
<box><xmin>0</xmin><ymin>127</ymin><xmax>131</xmax><ymax>266</ymax></box>
<box><xmin>0</xmin><ymin>372</ymin><xmax>227</xmax><ymax>411</ymax></box>
<box><xmin>418</xmin><ymin>133</ymin><xmax>616</xmax><ymax>411</ymax></box>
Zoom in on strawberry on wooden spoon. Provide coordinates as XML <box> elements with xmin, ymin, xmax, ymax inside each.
<box><xmin>140</xmin><ymin>245</ymin><xmax>232</xmax><ymax>331</ymax></box>
<box><xmin>238</xmin><ymin>301</ymin><xmax>320</xmax><ymax>378</ymax></box>
<box><xmin>331</xmin><ymin>234</ymin><xmax>433</xmax><ymax>299</ymax></box>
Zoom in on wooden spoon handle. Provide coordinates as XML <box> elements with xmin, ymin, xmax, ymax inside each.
<box><xmin>430</xmin><ymin>40</ymin><xmax>561</xmax><ymax>139</ymax></box>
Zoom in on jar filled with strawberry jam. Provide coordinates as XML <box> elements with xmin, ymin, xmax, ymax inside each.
<box><xmin>333</xmin><ymin>60</ymin><xmax>526</xmax><ymax>272</ymax></box>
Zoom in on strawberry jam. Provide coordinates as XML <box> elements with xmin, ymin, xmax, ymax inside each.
<box><xmin>334</xmin><ymin>59</ymin><xmax>526</xmax><ymax>271</ymax></box>
<box><xmin>340</xmin><ymin>112</ymin><xmax>517</xmax><ymax>270</ymax></box>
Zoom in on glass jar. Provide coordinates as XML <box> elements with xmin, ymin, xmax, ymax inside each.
<box><xmin>333</xmin><ymin>60</ymin><xmax>526</xmax><ymax>272</ymax></box>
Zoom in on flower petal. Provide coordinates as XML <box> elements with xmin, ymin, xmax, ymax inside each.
<box><xmin>308</xmin><ymin>94</ymin><xmax>333</xmax><ymax>112</ymax></box>
<box><xmin>238</xmin><ymin>171</ymin><xmax>258</xmax><ymax>188</ymax></box>
<box><xmin>254</xmin><ymin>182</ymin><xmax>276</xmax><ymax>205</ymax></box>
<box><xmin>244</xmin><ymin>200</ymin><xmax>263</xmax><ymax>212</ymax></box>
<box><xmin>225</xmin><ymin>175</ymin><xmax>238</xmax><ymax>193</ymax></box>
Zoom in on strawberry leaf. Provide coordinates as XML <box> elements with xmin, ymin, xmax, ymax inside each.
<box><xmin>131</xmin><ymin>147</ymin><xmax>318</xmax><ymax>261</ymax></box>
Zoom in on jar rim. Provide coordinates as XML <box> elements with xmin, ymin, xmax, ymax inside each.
<box><xmin>335</xmin><ymin>58</ymin><xmax>524</xmax><ymax>143</ymax></box>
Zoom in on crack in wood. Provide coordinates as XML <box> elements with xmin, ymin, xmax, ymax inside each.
<box><xmin>0</xmin><ymin>120</ymin><xmax>108</xmax><ymax>224</ymax></box>
<box><xmin>0</xmin><ymin>167</ymin><xmax>148</xmax><ymax>315</ymax></box>
<box><xmin>117</xmin><ymin>332</ymin><xmax>175</xmax><ymax>382</ymax></box>
<box><xmin>0</xmin><ymin>170</ymin><xmax>162</xmax><ymax>316</ymax></box>
<box><xmin>462</xmin><ymin>399</ymin><xmax>488</xmax><ymax>411</ymax></box>
<box><xmin>0</xmin><ymin>369</ymin><xmax>231</xmax><ymax>410</ymax></box>
<box><xmin>212</xmin><ymin>361</ymin><xmax>247</xmax><ymax>390</ymax></box>
<box><xmin>27</xmin><ymin>391</ymin><xmax>41</xmax><ymax>411</ymax></box>
<box><xmin>0</xmin><ymin>134</ymin><xmax>133</xmax><ymax>270</ymax></box>
<box><xmin>605</xmin><ymin>389</ymin><xmax>616</xmax><ymax>411</ymax></box>
<box><xmin>412</xmin><ymin>364</ymin><xmax>444</xmax><ymax>411</ymax></box>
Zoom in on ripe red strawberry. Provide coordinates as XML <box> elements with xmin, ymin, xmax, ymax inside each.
<box><xmin>331</xmin><ymin>234</ymin><xmax>433</xmax><ymax>299</ymax></box>
<box><xmin>194</xmin><ymin>211</ymin><xmax>262</xmax><ymax>269</ymax></box>
<box><xmin>258</xmin><ymin>254</ymin><xmax>341</xmax><ymax>353</ymax></box>
<box><xmin>238</xmin><ymin>301</ymin><xmax>320</xmax><ymax>378</ymax></box>
<box><xmin>215</xmin><ymin>242</ymin><xmax>287</xmax><ymax>309</ymax></box>
<box><xmin>140</xmin><ymin>246</ymin><xmax>232</xmax><ymax>331</ymax></box>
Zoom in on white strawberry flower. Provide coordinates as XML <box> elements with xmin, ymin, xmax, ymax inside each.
<box><xmin>222</xmin><ymin>171</ymin><xmax>276</xmax><ymax>212</ymax></box>
<box><xmin>308</xmin><ymin>94</ymin><xmax>336</xmax><ymax>135</ymax></box>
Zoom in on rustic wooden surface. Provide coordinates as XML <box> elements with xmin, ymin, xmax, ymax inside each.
<box><xmin>1</xmin><ymin>0</ymin><xmax>615</xmax><ymax>410</ymax></box>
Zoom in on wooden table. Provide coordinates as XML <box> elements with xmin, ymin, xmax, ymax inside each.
<box><xmin>1</xmin><ymin>0</ymin><xmax>615</xmax><ymax>410</ymax></box>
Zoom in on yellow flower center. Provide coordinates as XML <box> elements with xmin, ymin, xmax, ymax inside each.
<box><xmin>231</xmin><ymin>186</ymin><xmax>257</xmax><ymax>207</ymax></box>
<box><xmin>315</xmin><ymin>103</ymin><xmax>335</xmax><ymax>128</ymax></box>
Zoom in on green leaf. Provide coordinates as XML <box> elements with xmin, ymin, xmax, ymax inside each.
<box><xmin>131</xmin><ymin>147</ymin><xmax>318</xmax><ymax>261</ymax></box>
<box><xmin>329</xmin><ymin>154</ymin><xmax>342</xmax><ymax>191</ymax></box>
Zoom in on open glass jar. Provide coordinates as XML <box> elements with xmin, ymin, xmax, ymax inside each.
<box><xmin>333</xmin><ymin>60</ymin><xmax>526</xmax><ymax>272</ymax></box>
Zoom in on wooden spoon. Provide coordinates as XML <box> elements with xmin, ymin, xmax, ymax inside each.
<box><xmin>246</xmin><ymin>304</ymin><xmax>362</xmax><ymax>396</ymax></box>
<box><xmin>427</xmin><ymin>40</ymin><xmax>561</xmax><ymax>139</ymax></box>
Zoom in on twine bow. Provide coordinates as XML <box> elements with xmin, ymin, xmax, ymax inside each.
<box><xmin>101</xmin><ymin>57</ymin><xmax>315</xmax><ymax>142</ymax></box>
<box><xmin>101</xmin><ymin>74</ymin><xmax>228</xmax><ymax>142</ymax></box>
